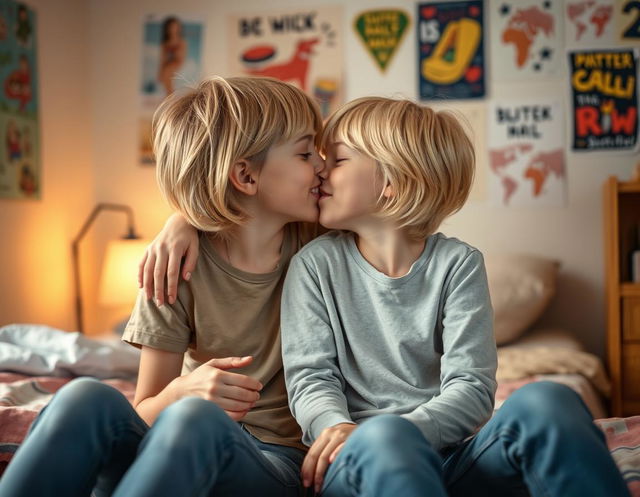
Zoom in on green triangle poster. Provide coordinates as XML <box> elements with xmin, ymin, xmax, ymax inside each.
<box><xmin>354</xmin><ymin>10</ymin><xmax>410</xmax><ymax>72</ymax></box>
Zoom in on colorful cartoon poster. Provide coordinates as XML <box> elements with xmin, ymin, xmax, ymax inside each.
<box><xmin>570</xmin><ymin>50</ymin><xmax>638</xmax><ymax>152</ymax></box>
<box><xmin>139</xmin><ymin>14</ymin><xmax>203</xmax><ymax>165</ymax></box>
<box><xmin>488</xmin><ymin>100</ymin><xmax>566</xmax><ymax>207</ymax></box>
<box><xmin>228</xmin><ymin>6</ymin><xmax>343</xmax><ymax>118</ymax></box>
<box><xmin>618</xmin><ymin>0</ymin><xmax>640</xmax><ymax>44</ymax></box>
<box><xmin>491</xmin><ymin>0</ymin><xmax>563</xmax><ymax>80</ymax></box>
<box><xmin>0</xmin><ymin>0</ymin><xmax>39</xmax><ymax>199</ymax></box>
<box><xmin>354</xmin><ymin>9</ymin><xmax>410</xmax><ymax>72</ymax></box>
<box><xmin>417</xmin><ymin>1</ymin><xmax>485</xmax><ymax>100</ymax></box>
<box><xmin>565</xmin><ymin>0</ymin><xmax>615</xmax><ymax>47</ymax></box>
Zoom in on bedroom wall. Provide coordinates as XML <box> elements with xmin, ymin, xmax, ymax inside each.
<box><xmin>0</xmin><ymin>0</ymin><xmax>96</xmax><ymax>333</ymax></box>
<box><xmin>86</xmin><ymin>0</ymin><xmax>638</xmax><ymax>355</ymax></box>
<box><xmin>1</xmin><ymin>0</ymin><xmax>635</xmax><ymax>355</ymax></box>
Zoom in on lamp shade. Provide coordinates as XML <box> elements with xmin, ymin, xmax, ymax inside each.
<box><xmin>99</xmin><ymin>239</ymin><xmax>148</xmax><ymax>306</ymax></box>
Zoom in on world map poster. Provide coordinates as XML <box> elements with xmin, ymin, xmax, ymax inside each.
<box><xmin>488</xmin><ymin>100</ymin><xmax>566</xmax><ymax>208</ymax></box>
<box><xmin>570</xmin><ymin>49</ymin><xmax>638</xmax><ymax>152</ymax></box>
<box><xmin>565</xmin><ymin>0</ymin><xmax>615</xmax><ymax>48</ymax></box>
<box><xmin>417</xmin><ymin>1</ymin><xmax>485</xmax><ymax>100</ymax></box>
<box><xmin>490</xmin><ymin>0</ymin><xmax>562</xmax><ymax>80</ymax></box>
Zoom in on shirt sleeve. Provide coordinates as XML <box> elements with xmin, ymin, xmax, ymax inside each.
<box><xmin>122</xmin><ymin>286</ymin><xmax>193</xmax><ymax>354</ymax></box>
<box><xmin>400</xmin><ymin>250</ymin><xmax>497</xmax><ymax>450</ymax></box>
<box><xmin>281</xmin><ymin>254</ymin><xmax>353</xmax><ymax>446</ymax></box>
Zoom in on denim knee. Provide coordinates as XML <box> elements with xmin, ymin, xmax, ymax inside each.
<box><xmin>351</xmin><ymin>415</ymin><xmax>425</xmax><ymax>450</ymax></box>
<box><xmin>498</xmin><ymin>381</ymin><xmax>593</xmax><ymax>438</ymax></box>
<box><xmin>152</xmin><ymin>397</ymin><xmax>238</xmax><ymax>450</ymax></box>
<box><xmin>347</xmin><ymin>415</ymin><xmax>439</xmax><ymax>467</ymax></box>
<box><xmin>43</xmin><ymin>377</ymin><xmax>131</xmax><ymax>425</ymax></box>
<box><xmin>504</xmin><ymin>382</ymin><xmax>586</xmax><ymax>419</ymax></box>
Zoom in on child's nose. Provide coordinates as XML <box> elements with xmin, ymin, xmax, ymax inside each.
<box><xmin>313</xmin><ymin>154</ymin><xmax>327</xmax><ymax>177</ymax></box>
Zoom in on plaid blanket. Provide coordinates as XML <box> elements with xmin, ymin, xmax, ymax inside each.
<box><xmin>0</xmin><ymin>372</ymin><xmax>136</xmax><ymax>476</ymax></box>
<box><xmin>1</xmin><ymin>372</ymin><xmax>639</xmax><ymax>496</ymax></box>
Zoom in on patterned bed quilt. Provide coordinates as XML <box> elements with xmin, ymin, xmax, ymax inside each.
<box><xmin>0</xmin><ymin>372</ymin><xmax>639</xmax><ymax>495</ymax></box>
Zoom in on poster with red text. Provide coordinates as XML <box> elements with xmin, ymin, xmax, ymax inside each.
<box><xmin>488</xmin><ymin>99</ymin><xmax>566</xmax><ymax>207</ymax></box>
<box><xmin>570</xmin><ymin>49</ymin><xmax>638</xmax><ymax>152</ymax></box>
<box><xmin>228</xmin><ymin>6</ymin><xmax>343</xmax><ymax>118</ymax></box>
<box><xmin>490</xmin><ymin>0</ymin><xmax>563</xmax><ymax>80</ymax></box>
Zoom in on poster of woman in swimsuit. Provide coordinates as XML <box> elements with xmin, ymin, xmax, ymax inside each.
<box><xmin>139</xmin><ymin>14</ymin><xmax>203</xmax><ymax>165</ymax></box>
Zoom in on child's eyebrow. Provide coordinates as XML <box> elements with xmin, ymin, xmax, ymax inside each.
<box><xmin>294</xmin><ymin>134</ymin><xmax>313</xmax><ymax>144</ymax></box>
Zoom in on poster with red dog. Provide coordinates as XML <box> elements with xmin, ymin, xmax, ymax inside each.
<box><xmin>228</xmin><ymin>6</ymin><xmax>343</xmax><ymax>118</ymax></box>
<box><xmin>0</xmin><ymin>0</ymin><xmax>40</xmax><ymax>199</ymax></box>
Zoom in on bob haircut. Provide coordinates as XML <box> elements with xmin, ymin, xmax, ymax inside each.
<box><xmin>320</xmin><ymin>96</ymin><xmax>475</xmax><ymax>239</ymax></box>
<box><xmin>153</xmin><ymin>76</ymin><xmax>323</xmax><ymax>232</ymax></box>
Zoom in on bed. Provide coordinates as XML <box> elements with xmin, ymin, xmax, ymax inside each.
<box><xmin>0</xmin><ymin>324</ymin><xmax>138</xmax><ymax>476</ymax></box>
<box><xmin>1</xmin><ymin>267</ymin><xmax>639</xmax><ymax>497</ymax></box>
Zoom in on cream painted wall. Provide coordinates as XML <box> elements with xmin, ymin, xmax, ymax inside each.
<box><xmin>1</xmin><ymin>0</ymin><xmax>635</xmax><ymax>351</ymax></box>
<box><xmin>88</xmin><ymin>0</ymin><xmax>638</xmax><ymax>352</ymax></box>
<box><xmin>0</xmin><ymin>0</ymin><xmax>95</xmax><ymax>332</ymax></box>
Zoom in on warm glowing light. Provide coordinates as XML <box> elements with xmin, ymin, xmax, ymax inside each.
<box><xmin>99</xmin><ymin>239</ymin><xmax>148</xmax><ymax>306</ymax></box>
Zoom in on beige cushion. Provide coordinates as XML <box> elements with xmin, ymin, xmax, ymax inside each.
<box><xmin>484</xmin><ymin>254</ymin><xmax>559</xmax><ymax>345</ymax></box>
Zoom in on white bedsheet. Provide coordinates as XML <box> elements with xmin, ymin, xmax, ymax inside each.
<box><xmin>0</xmin><ymin>324</ymin><xmax>139</xmax><ymax>380</ymax></box>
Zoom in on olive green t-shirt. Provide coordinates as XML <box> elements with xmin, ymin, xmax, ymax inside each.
<box><xmin>122</xmin><ymin>226</ymin><xmax>304</xmax><ymax>450</ymax></box>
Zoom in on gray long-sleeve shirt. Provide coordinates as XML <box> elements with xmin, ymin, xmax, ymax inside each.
<box><xmin>281</xmin><ymin>230</ymin><xmax>497</xmax><ymax>451</ymax></box>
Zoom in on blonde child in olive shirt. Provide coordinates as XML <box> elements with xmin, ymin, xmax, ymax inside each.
<box><xmin>0</xmin><ymin>76</ymin><xmax>325</xmax><ymax>497</ymax></box>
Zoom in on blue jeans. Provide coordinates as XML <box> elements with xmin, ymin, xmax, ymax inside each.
<box><xmin>0</xmin><ymin>377</ymin><xmax>306</xmax><ymax>497</ymax></box>
<box><xmin>321</xmin><ymin>382</ymin><xmax>631</xmax><ymax>497</ymax></box>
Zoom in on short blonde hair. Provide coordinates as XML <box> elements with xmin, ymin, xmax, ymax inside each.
<box><xmin>320</xmin><ymin>97</ymin><xmax>474</xmax><ymax>239</ymax></box>
<box><xmin>153</xmin><ymin>76</ymin><xmax>322</xmax><ymax>232</ymax></box>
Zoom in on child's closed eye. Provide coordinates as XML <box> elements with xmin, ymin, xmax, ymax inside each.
<box><xmin>299</xmin><ymin>153</ymin><xmax>312</xmax><ymax>161</ymax></box>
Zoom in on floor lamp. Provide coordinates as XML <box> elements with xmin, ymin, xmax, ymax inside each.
<box><xmin>72</xmin><ymin>203</ymin><xmax>143</xmax><ymax>334</ymax></box>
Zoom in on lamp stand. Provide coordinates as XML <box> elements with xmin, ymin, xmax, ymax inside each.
<box><xmin>72</xmin><ymin>203</ymin><xmax>140</xmax><ymax>333</ymax></box>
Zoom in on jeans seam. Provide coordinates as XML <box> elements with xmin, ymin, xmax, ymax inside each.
<box><xmin>89</xmin><ymin>417</ymin><xmax>148</xmax><ymax>495</ymax></box>
<box><xmin>319</xmin><ymin>460</ymin><xmax>352</xmax><ymax>496</ymax></box>
<box><xmin>447</xmin><ymin>427</ymin><xmax>520</xmax><ymax>488</ymax></box>
<box><xmin>448</xmin><ymin>426</ymin><xmax>554</xmax><ymax>497</ymax></box>
<box><xmin>190</xmin><ymin>434</ymin><xmax>300</xmax><ymax>496</ymax></box>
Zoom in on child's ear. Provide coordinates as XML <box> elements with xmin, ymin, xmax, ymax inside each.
<box><xmin>382</xmin><ymin>182</ymin><xmax>394</xmax><ymax>199</ymax></box>
<box><xmin>229</xmin><ymin>160</ymin><xmax>257</xmax><ymax>195</ymax></box>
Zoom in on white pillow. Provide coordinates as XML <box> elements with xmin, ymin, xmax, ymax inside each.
<box><xmin>483</xmin><ymin>254</ymin><xmax>559</xmax><ymax>345</ymax></box>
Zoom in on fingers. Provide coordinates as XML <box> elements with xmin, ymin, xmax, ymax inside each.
<box><xmin>220</xmin><ymin>370</ymin><xmax>263</xmax><ymax>392</ymax></box>
<box><xmin>225</xmin><ymin>409</ymin><xmax>249</xmax><ymax>421</ymax></box>
<box><xmin>214</xmin><ymin>396</ymin><xmax>256</xmax><ymax>413</ymax></box>
<box><xmin>329</xmin><ymin>442</ymin><xmax>345</xmax><ymax>463</ymax></box>
<box><xmin>218</xmin><ymin>384</ymin><xmax>261</xmax><ymax>403</ymax></box>
<box><xmin>182</xmin><ymin>243</ymin><xmax>198</xmax><ymax>281</ymax></box>
<box><xmin>301</xmin><ymin>440</ymin><xmax>327</xmax><ymax>489</ymax></box>
<box><xmin>301</xmin><ymin>425</ymin><xmax>356</xmax><ymax>491</ymax></box>
<box><xmin>166</xmin><ymin>251</ymin><xmax>180</xmax><ymax>305</ymax></box>
<box><xmin>313</xmin><ymin>438</ymin><xmax>345</xmax><ymax>492</ymax></box>
<box><xmin>153</xmin><ymin>249</ymin><xmax>168</xmax><ymax>306</ymax></box>
<box><xmin>138</xmin><ymin>251</ymin><xmax>148</xmax><ymax>288</ymax></box>
<box><xmin>206</xmin><ymin>356</ymin><xmax>254</xmax><ymax>371</ymax></box>
<box><xmin>142</xmin><ymin>251</ymin><xmax>157</xmax><ymax>301</ymax></box>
